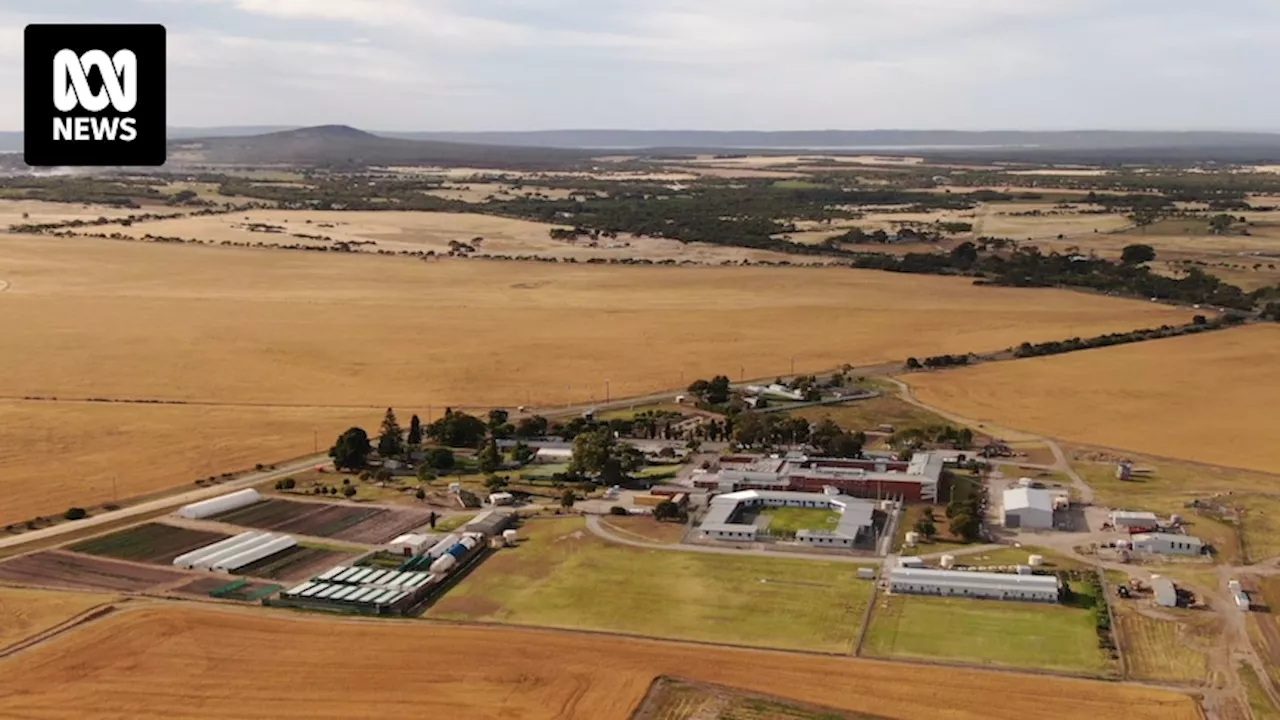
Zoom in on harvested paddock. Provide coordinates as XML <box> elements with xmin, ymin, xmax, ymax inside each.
<box><xmin>70</xmin><ymin>523</ymin><xmax>229</xmax><ymax>565</ymax></box>
<box><xmin>0</xmin><ymin>605</ymin><xmax>1201</xmax><ymax>720</ymax></box>
<box><xmin>235</xmin><ymin>546</ymin><xmax>352</xmax><ymax>581</ymax></box>
<box><xmin>212</xmin><ymin>499</ymin><xmax>433</xmax><ymax>544</ymax></box>
<box><xmin>905</xmin><ymin>325</ymin><xmax>1280</xmax><ymax>473</ymax></box>
<box><xmin>0</xmin><ymin>235</ymin><xmax>1191</xmax><ymax>527</ymax></box>
<box><xmin>430</xmin><ymin>518</ymin><xmax>873</xmax><ymax>653</ymax></box>
<box><xmin>0</xmin><ymin>586</ymin><xmax>114</xmax><ymax>650</ymax></box>
<box><xmin>1111</xmin><ymin>603</ymin><xmax>1215</xmax><ymax>684</ymax></box>
<box><xmin>633</xmin><ymin>677</ymin><xmax>888</xmax><ymax>720</ymax></box>
<box><xmin>0</xmin><ymin>551</ymin><xmax>187</xmax><ymax>593</ymax></box>
<box><xmin>0</xmin><ymin>399</ymin><xmax>377</xmax><ymax>527</ymax></box>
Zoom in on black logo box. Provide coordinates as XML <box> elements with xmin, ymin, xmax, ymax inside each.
<box><xmin>24</xmin><ymin>24</ymin><xmax>166</xmax><ymax>167</ymax></box>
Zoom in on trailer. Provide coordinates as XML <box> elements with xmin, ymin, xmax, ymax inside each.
<box><xmin>177</xmin><ymin>489</ymin><xmax>263</xmax><ymax>520</ymax></box>
<box><xmin>212</xmin><ymin>535</ymin><xmax>297</xmax><ymax>572</ymax></box>
<box><xmin>190</xmin><ymin>533</ymin><xmax>275</xmax><ymax>571</ymax></box>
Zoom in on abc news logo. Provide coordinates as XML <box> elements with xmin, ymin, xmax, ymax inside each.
<box><xmin>25</xmin><ymin>24</ymin><xmax>166</xmax><ymax>167</ymax></box>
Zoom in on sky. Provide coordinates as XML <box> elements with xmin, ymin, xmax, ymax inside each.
<box><xmin>1</xmin><ymin>0</ymin><xmax>1278</xmax><ymax>132</ymax></box>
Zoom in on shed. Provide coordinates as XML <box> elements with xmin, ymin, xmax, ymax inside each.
<box><xmin>488</xmin><ymin>492</ymin><xmax>515</xmax><ymax>506</ymax></box>
<box><xmin>1131</xmin><ymin>533</ymin><xmax>1204</xmax><ymax>557</ymax></box>
<box><xmin>465</xmin><ymin>510</ymin><xmax>514</xmax><ymax>537</ymax></box>
<box><xmin>534</xmin><ymin>447</ymin><xmax>573</xmax><ymax>464</ymax></box>
<box><xmin>1151</xmin><ymin>577</ymin><xmax>1178</xmax><ymax>608</ymax></box>
<box><xmin>1111</xmin><ymin>510</ymin><xmax>1160</xmax><ymax>530</ymax></box>
<box><xmin>1235</xmin><ymin>591</ymin><xmax>1251</xmax><ymax>610</ymax></box>
<box><xmin>1002</xmin><ymin>487</ymin><xmax>1055</xmax><ymax>530</ymax></box>
<box><xmin>387</xmin><ymin>533</ymin><xmax>437</xmax><ymax>557</ymax></box>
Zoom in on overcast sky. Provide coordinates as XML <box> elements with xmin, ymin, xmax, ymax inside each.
<box><xmin>2</xmin><ymin>0</ymin><xmax>1278</xmax><ymax>132</ymax></box>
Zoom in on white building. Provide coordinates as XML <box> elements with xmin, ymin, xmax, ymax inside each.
<box><xmin>888</xmin><ymin>567</ymin><xmax>1060</xmax><ymax>603</ymax></box>
<box><xmin>387</xmin><ymin>533</ymin><xmax>437</xmax><ymax>557</ymax></box>
<box><xmin>699</xmin><ymin>490</ymin><xmax>876</xmax><ymax>548</ymax></box>
<box><xmin>1131</xmin><ymin>532</ymin><xmax>1204</xmax><ymax>556</ymax></box>
<box><xmin>1110</xmin><ymin>510</ymin><xmax>1160</xmax><ymax>530</ymax></box>
<box><xmin>534</xmin><ymin>447</ymin><xmax>573</xmax><ymax>464</ymax></box>
<box><xmin>1151</xmin><ymin>577</ymin><xmax>1178</xmax><ymax>607</ymax></box>
<box><xmin>488</xmin><ymin>492</ymin><xmax>515</xmax><ymax>506</ymax></box>
<box><xmin>1002</xmin><ymin>487</ymin><xmax>1055</xmax><ymax>530</ymax></box>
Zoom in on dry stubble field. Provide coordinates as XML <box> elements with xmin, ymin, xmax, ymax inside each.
<box><xmin>0</xmin><ymin>233</ymin><xmax>1192</xmax><ymax>524</ymax></box>
<box><xmin>905</xmin><ymin>325</ymin><xmax>1280</xmax><ymax>473</ymax></box>
<box><xmin>0</xmin><ymin>586</ymin><xmax>113</xmax><ymax>650</ymax></box>
<box><xmin>0</xmin><ymin>605</ymin><xmax>1201</xmax><ymax>720</ymax></box>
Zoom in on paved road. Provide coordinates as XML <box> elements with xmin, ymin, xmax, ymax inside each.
<box><xmin>0</xmin><ymin>455</ymin><xmax>331</xmax><ymax>552</ymax></box>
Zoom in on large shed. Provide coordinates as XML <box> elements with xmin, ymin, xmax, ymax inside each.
<box><xmin>1002</xmin><ymin>487</ymin><xmax>1055</xmax><ymax>530</ymax></box>
<box><xmin>888</xmin><ymin>567</ymin><xmax>1060</xmax><ymax>603</ymax></box>
<box><xmin>1110</xmin><ymin>510</ymin><xmax>1160</xmax><ymax>530</ymax></box>
<box><xmin>464</xmin><ymin>510</ymin><xmax>515</xmax><ymax>537</ymax></box>
<box><xmin>1131</xmin><ymin>533</ymin><xmax>1204</xmax><ymax>556</ymax></box>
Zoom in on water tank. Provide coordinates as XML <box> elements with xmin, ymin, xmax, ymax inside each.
<box><xmin>429</xmin><ymin>554</ymin><xmax>457</xmax><ymax>574</ymax></box>
<box><xmin>1028</xmin><ymin>554</ymin><xmax>1044</xmax><ymax>567</ymax></box>
<box><xmin>502</xmin><ymin>529</ymin><xmax>518</xmax><ymax>544</ymax></box>
<box><xmin>940</xmin><ymin>554</ymin><xmax>955</xmax><ymax>569</ymax></box>
<box><xmin>459</xmin><ymin>536</ymin><xmax>478</xmax><ymax>550</ymax></box>
<box><xmin>904</xmin><ymin>531</ymin><xmax>920</xmax><ymax>547</ymax></box>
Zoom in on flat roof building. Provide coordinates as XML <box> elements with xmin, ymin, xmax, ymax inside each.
<box><xmin>1131</xmin><ymin>533</ymin><xmax>1204</xmax><ymax>556</ymax></box>
<box><xmin>699</xmin><ymin>489</ymin><xmax>876</xmax><ymax>548</ymax></box>
<box><xmin>700</xmin><ymin>452</ymin><xmax>943</xmax><ymax>503</ymax></box>
<box><xmin>1151</xmin><ymin>577</ymin><xmax>1178</xmax><ymax>607</ymax></box>
<box><xmin>889</xmin><ymin>567</ymin><xmax>1060</xmax><ymax>603</ymax></box>
<box><xmin>1111</xmin><ymin>510</ymin><xmax>1160</xmax><ymax>529</ymax></box>
<box><xmin>1002</xmin><ymin>487</ymin><xmax>1055</xmax><ymax>530</ymax></box>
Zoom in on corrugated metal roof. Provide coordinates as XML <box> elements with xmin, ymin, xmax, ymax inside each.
<box><xmin>1003</xmin><ymin>487</ymin><xmax>1055</xmax><ymax>513</ymax></box>
<box><xmin>889</xmin><ymin>567</ymin><xmax>1060</xmax><ymax>593</ymax></box>
<box><xmin>1133</xmin><ymin>532</ymin><xmax>1204</xmax><ymax>546</ymax></box>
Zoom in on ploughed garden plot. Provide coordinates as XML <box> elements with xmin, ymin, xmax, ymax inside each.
<box><xmin>69</xmin><ymin>523</ymin><xmax>230</xmax><ymax>565</ymax></box>
<box><xmin>211</xmin><ymin>499</ymin><xmax>434</xmax><ymax>544</ymax></box>
<box><xmin>173</xmin><ymin>576</ymin><xmax>282</xmax><ymax>602</ymax></box>
<box><xmin>235</xmin><ymin>546</ymin><xmax>354</xmax><ymax>582</ymax></box>
<box><xmin>0</xmin><ymin>551</ymin><xmax>188</xmax><ymax>593</ymax></box>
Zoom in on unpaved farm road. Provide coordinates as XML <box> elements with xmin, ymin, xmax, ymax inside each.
<box><xmin>0</xmin><ymin>455</ymin><xmax>330</xmax><ymax>552</ymax></box>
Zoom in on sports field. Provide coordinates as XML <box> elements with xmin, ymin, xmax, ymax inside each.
<box><xmin>0</xmin><ymin>586</ymin><xmax>112</xmax><ymax>650</ymax></box>
<box><xmin>863</xmin><ymin>592</ymin><xmax>1113</xmax><ymax>675</ymax></box>
<box><xmin>0</xmin><ymin>605</ymin><xmax>1201</xmax><ymax>720</ymax></box>
<box><xmin>760</xmin><ymin>507</ymin><xmax>840</xmax><ymax>535</ymax></box>
<box><xmin>905</xmin><ymin>325</ymin><xmax>1280</xmax><ymax>473</ymax></box>
<box><xmin>429</xmin><ymin>518</ymin><xmax>872</xmax><ymax>653</ymax></box>
<box><xmin>0</xmin><ymin>233</ymin><xmax>1192</xmax><ymax>523</ymax></box>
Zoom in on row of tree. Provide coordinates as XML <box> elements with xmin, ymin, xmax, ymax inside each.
<box><xmin>1012</xmin><ymin>315</ymin><xmax>1245</xmax><ymax>359</ymax></box>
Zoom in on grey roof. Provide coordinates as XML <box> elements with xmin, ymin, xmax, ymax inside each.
<box><xmin>700</xmin><ymin>490</ymin><xmax>876</xmax><ymax>539</ymax></box>
<box><xmin>1111</xmin><ymin>510</ymin><xmax>1159</xmax><ymax>521</ymax></box>
<box><xmin>1003</xmin><ymin>487</ymin><xmax>1054</xmax><ymax>513</ymax></box>
<box><xmin>889</xmin><ymin>567</ymin><xmax>1060</xmax><ymax>593</ymax></box>
<box><xmin>1133</xmin><ymin>532</ymin><xmax>1204</xmax><ymax>546</ymax></box>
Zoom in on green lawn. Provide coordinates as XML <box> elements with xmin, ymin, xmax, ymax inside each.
<box><xmin>943</xmin><ymin>545</ymin><xmax>1088</xmax><ymax>570</ymax></box>
<box><xmin>863</xmin><ymin>593</ymin><xmax>1113</xmax><ymax>675</ymax></box>
<box><xmin>433</xmin><ymin>514</ymin><xmax>475</xmax><ymax>533</ymax></box>
<box><xmin>636</xmin><ymin>464</ymin><xmax>686</xmax><ymax>481</ymax></box>
<box><xmin>519</xmin><ymin>463</ymin><xmax>570</xmax><ymax>481</ymax></box>
<box><xmin>760</xmin><ymin>507</ymin><xmax>840</xmax><ymax>535</ymax></box>
<box><xmin>428</xmin><ymin>518</ymin><xmax>875</xmax><ymax>653</ymax></box>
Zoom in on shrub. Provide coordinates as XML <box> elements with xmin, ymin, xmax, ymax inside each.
<box><xmin>63</xmin><ymin>507</ymin><xmax>88</xmax><ymax>521</ymax></box>
<box><xmin>609</xmin><ymin>506</ymin><xmax>629</xmax><ymax>516</ymax></box>
<box><xmin>343</xmin><ymin>485</ymin><xmax>357</xmax><ymax>498</ymax></box>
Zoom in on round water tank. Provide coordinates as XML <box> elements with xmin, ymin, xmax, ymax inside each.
<box><xmin>1028</xmin><ymin>554</ymin><xmax>1044</xmax><ymax>567</ymax></box>
<box><xmin>940</xmin><ymin>554</ymin><xmax>955</xmax><ymax>569</ymax></box>
<box><xmin>904</xmin><ymin>531</ymin><xmax>920</xmax><ymax>547</ymax></box>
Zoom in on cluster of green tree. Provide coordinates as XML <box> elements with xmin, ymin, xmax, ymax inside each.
<box><xmin>945</xmin><ymin>485</ymin><xmax>986</xmax><ymax>543</ymax></box>
<box><xmin>1062</xmin><ymin>572</ymin><xmax>1112</xmax><ymax>636</ymax></box>
<box><xmin>687</xmin><ymin>376</ymin><xmax>733</xmax><ymax>405</ymax></box>
<box><xmin>568</xmin><ymin>428</ymin><xmax>647</xmax><ymax>484</ymax></box>
<box><xmin>0</xmin><ymin>176</ymin><xmax>163</xmax><ymax>206</ymax></box>
<box><xmin>890</xmin><ymin>425</ymin><xmax>975</xmax><ymax>451</ymax></box>
<box><xmin>1012</xmin><ymin>315</ymin><xmax>1246</xmax><ymax>359</ymax></box>
<box><xmin>904</xmin><ymin>354</ymin><xmax>972</xmax><ymax>370</ymax></box>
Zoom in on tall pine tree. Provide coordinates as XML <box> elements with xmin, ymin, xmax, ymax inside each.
<box><xmin>407</xmin><ymin>414</ymin><xmax>423</xmax><ymax>447</ymax></box>
<box><xmin>378</xmin><ymin>407</ymin><xmax>404</xmax><ymax>458</ymax></box>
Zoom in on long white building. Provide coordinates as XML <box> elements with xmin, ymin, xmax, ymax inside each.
<box><xmin>699</xmin><ymin>489</ymin><xmax>876</xmax><ymax>548</ymax></box>
<box><xmin>888</xmin><ymin>567</ymin><xmax>1061</xmax><ymax>603</ymax></box>
<box><xmin>1131</xmin><ymin>532</ymin><xmax>1204</xmax><ymax>556</ymax></box>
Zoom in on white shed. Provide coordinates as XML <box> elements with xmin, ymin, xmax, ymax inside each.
<box><xmin>534</xmin><ymin>447</ymin><xmax>573</xmax><ymax>464</ymax></box>
<box><xmin>1151</xmin><ymin>577</ymin><xmax>1178</xmax><ymax>608</ymax></box>
<box><xmin>177</xmin><ymin>488</ymin><xmax>263</xmax><ymax>520</ymax></box>
<box><xmin>1002</xmin><ymin>487</ymin><xmax>1054</xmax><ymax>530</ymax></box>
<box><xmin>488</xmin><ymin>492</ymin><xmax>515</xmax><ymax>506</ymax></box>
<box><xmin>1110</xmin><ymin>510</ymin><xmax>1159</xmax><ymax>529</ymax></box>
<box><xmin>1131</xmin><ymin>533</ymin><xmax>1204</xmax><ymax>556</ymax></box>
<box><xmin>387</xmin><ymin>533</ymin><xmax>436</xmax><ymax>557</ymax></box>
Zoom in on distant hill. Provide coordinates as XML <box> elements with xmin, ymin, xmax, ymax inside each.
<box><xmin>381</xmin><ymin>128</ymin><xmax>1280</xmax><ymax>151</ymax></box>
<box><xmin>168</xmin><ymin>125</ymin><xmax>591</xmax><ymax>169</ymax></box>
<box><xmin>0</xmin><ymin>126</ymin><xmax>297</xmax><ymax>152</ymax></box>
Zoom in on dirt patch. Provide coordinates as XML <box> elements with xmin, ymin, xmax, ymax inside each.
<box><xmin>213</xmin><ymin>499</ymin><xmax>437</xmax><ymax>545</ymax></box>
<box><xmin>70</xmin><ymin>523</ymin><xmax>229</xmax><ymax>565</ymax></box>
<box><xmin>430</xmin><ymin>595</ymin><xmax>503</xmax><ymax>619</ymax></box>
<box><xmin>0</xmin><ymin>551</ymin><xmax>188</xmax><ymax>593</ymax></box>
<box><xmin>236</xmin><ymin>546</ymin><xmax>353</xmax><ymax>582</ymax></box>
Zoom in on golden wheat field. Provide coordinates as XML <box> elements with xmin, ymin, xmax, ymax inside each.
<box><xmin>0</xmin><ymin>586</ymin><xmax>113</xmax><ymax>650</ymax></box>
<box><xmin>0</xmin><ymin>233</ymin><xmax>1194</xmax><ymax>520</ymax></box>
<box><xmin>905</xmin><ymin>325</ymin><xmax>1280</xmax><ymax>472</ymax></box>
<box><xmin>0</xmin><ymin>605</ymin><xmax>1200</xmax><ymax>720</ymax></box>
<box><xmin>0</xmin><ymin>401</ymin><xmax>377</xmax><ymax>526</ymax></box>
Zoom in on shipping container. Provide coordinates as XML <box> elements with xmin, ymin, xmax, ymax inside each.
<box><xmin>212</xmin><ymin>535</ymin><xmax>297</xmax><ymax>572</ymax></box>
<box><xmin>190</xmin><ymin>533</ymin><xmax>275</xmax><ymax>571</ymax></box>
<box><xmin>177</xmin><ymin>489</ymin><xmax>263</xmax><ymax>520</ymax></box>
